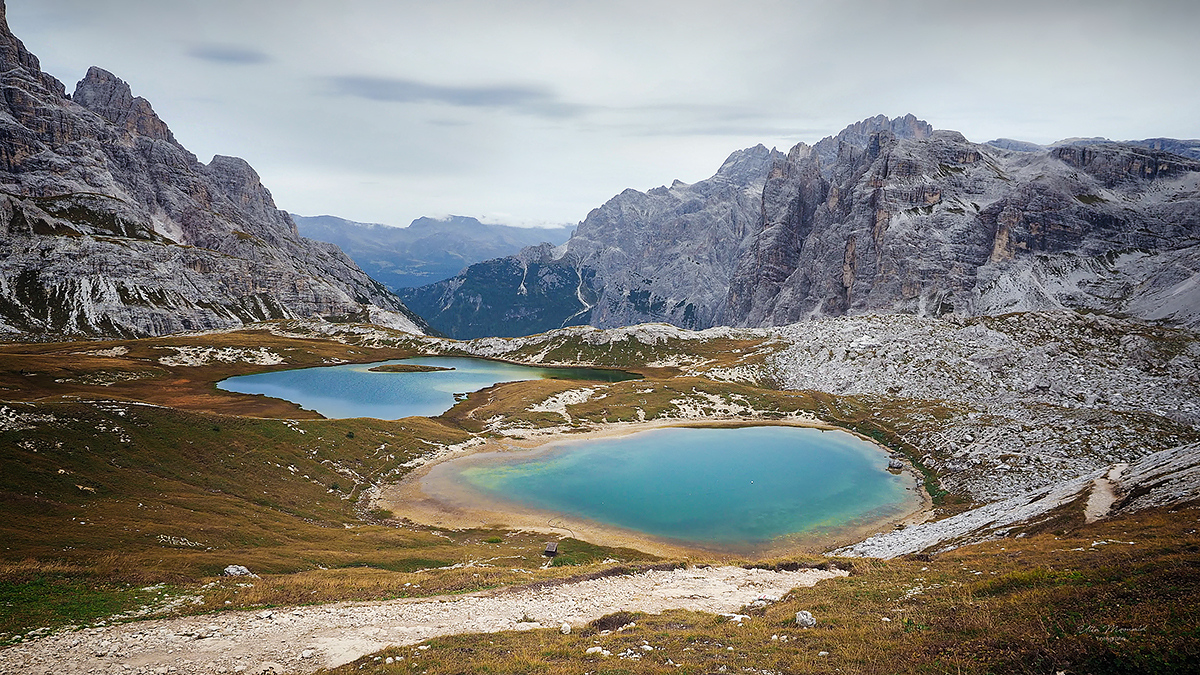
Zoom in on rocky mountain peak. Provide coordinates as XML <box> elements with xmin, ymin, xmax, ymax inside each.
<box><xmin>786</xmin><ymin>143</ymin><xmax>814</xmax><ymax>162</ymax></box>
<box><xmin>0</xmin><ymin>0</ymin><xmax>65</xmax><ymax>99</ymax></box>
<box><xmin>806</xmin><ymin>113</ymin><xmax>934</xmax><ymax>177</ymax></box>
<box><xmin>839</xmin><ymin>113</ymin><xmax>933</xmax><ymax>144</ymax></box>
<box><xmin>0</xmin><ymin>6</ymin><xmax>426</xmax><ymax>338</ymax></box>
<box><xmin>0</xmin><ymin>0</ymin><xmax>34</xmax><ymax>71</ymax></box>
<box><xmin>405</xmin><ymin>113</ymin><xmax>1200</xmax><ymax>338</ymax></box>
<box><xmin>514</xmin><ymin>241</ymin><xmax>560</xmax><ymax>265</ymax></box>
<box><xmin>711</xmin><ymin>143</ymin><xmax>786</xmax><ymax>186</ymax></box>
<box><xmin>73</xmin><ymin>66</ymin><xmax>177</xmax><ymax>145</ymax></box>
<box><xmin>408</xmin><ymin>140</ymin><xmax>784</xmax><ymax>335</ymax></box>
<box><xmin>731</xmin><ymin>118</ymin><xmax>1200</xmax><ymax>328</ymax></box>
<box><xmin>205</xmin><ymin>154</ymin><xmax>266</xmax><ymax>200</ymax></box>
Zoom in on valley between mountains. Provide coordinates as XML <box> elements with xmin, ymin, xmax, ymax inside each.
<box><xmin>1</xmin><ymin>1</ymin><xmax>1199</xmax><ymax>673</ymax></box>
<box><xmin>2</xmin><ymin>315</ymin><xmax>1198</xmax><ymax>674</ymax></box>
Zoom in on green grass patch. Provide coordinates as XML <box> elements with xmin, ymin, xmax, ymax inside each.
<box><xmin>0</xmin><ymin>576</ymin><xmax>154</xmax><ymax>640</ymax></box>
<box><xmin>549</xmin><ymin>538</ymin><xmax>657</xmax><ymax>567</ymax></box>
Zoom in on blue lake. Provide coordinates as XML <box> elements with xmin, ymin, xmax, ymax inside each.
<box><xmin>440</xmin><ymin>425</ymin><xmax>920</xmax><ymax>551</ymax></box>
<box><xmin>216</xmin><ymin>356</ymin><xmax>638</xmax><ymax>419</ymax></box>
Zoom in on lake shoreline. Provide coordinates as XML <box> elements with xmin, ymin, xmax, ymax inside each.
<box><xmin>379</xmin><ymin>417</ymin><xmax>933</xmax><ymax>561</ymax></box>
<box><xmin>216</xmin><ymin>356</ymin><xmax>639</xmax><ymax>420</ymax></box>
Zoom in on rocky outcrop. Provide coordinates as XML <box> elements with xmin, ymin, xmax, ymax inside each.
<box><xmin>407</xmin><ymin>144</ymin><xmax>781</xmax><ymax>337</ymax></box>
<box><xmin>393</xmin><ymin>113</ymin><xmax>1200</xmax><ymax>339</ymax></box>
<box><xmin>835</xmin><ymin>441</ymin><xmax>1200</xmax><ymax>558</ymax></box>
<box><xmin>400</xmin><ymin>243</ymin><xmax>595</xmax><ymax>339</ymax></box>
<box><xmin>0</xmin><ymin>2</ymin><xmax>426</xmax><ymax>338</ymax></box>
<box><xmin>727</xmin><ymin>121</ymin><xmax>1200</xmax><ymax>328</ymax></box>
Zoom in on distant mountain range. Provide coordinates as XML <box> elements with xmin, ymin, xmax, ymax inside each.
<box><xmin>987</xmin><ymin>136</ymin><xmax>1200</xmax><ymax>161</ymax></box>
<box><xmin>292</xmin><ymin>214</ymin><xmax>572</xmax><ymax>290</ymax></box>
<box><xmin>0</xmin><ymin>2</ymin><xmax>426</xmax><ymax>338</ymax></box>
<box><xmin>405</xmin><ymin>114</ymin><xmax>1200</xmax><ymax>338</ymax></box>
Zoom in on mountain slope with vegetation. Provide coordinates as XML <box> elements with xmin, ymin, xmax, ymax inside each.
<box><xmin>0</xmin><ymin>314</ymin><xmax>1196</xmax><ymax>673</ymax></box>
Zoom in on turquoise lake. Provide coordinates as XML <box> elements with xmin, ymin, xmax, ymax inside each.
<box><xmin>216</xmin><ymin>356</ymin><xmax>638</xmax><ymax>419</ymax></box>
<box><xmin>442</xmin><ymin>425</ymin><xmax>919</xmax><ymax>551</ymax></box>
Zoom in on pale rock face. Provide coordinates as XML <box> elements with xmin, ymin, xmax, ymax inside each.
<box><xmin>725</xmin><ymin>123</ymin><xmax>1200</xmax><ymax>328</ymax></box>
<box><xmin>567</xmin><ymin>143</ymin><xmax>783</xmax><ymax>330</ymax></box>
<box><xmin>0</xmin><ymin>3</ymin><xmax>425</xmax><ymax>338</ymax></box>
<box><xmin>412</xmin><ymin>113</ymin><xmax>1199</xmax><ymax>339</ymax></box>
<box><xmin>408</xmin><ymin>144</ymin><xmax>783</xmax><ymax>337</ymax></box>
<box><xmin>71</xmin><ymin>66</ymin><xmax>177</xmax><ymax>145</ymax></box>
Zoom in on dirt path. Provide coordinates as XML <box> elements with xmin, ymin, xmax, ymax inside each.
<box><xmin>0</xmin><ymin>566</ymin><xmax>844</xmax><ymax>675</ymax></box>
<box><xmin>1085</xmin><ymin>463</ymin><xmax>1128</xmax><ymax>523</ymax></box>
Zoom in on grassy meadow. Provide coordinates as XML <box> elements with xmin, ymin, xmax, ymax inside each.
<box><xmin>0</xmin><ymin>322</ymin><xmax>1197</xmax><ymax>673</ymax></box>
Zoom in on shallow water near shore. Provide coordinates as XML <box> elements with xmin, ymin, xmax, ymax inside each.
<box><xmin>216</xmin><ymin>356</ymin><xmax>637</xmax><ymax>419</ymax></box>
<box><xmin>435</xmin><ymin>425</ymin><xmax>922</xmax><ymax>552</ymax></box>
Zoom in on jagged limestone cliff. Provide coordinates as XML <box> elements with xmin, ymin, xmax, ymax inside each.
<box><xmin>404</xmin><ymin>144</ymin><xmax>782</xmax><ymax>337</ymax></box>
<box><xmin>409</xmin><ymin>115</ymin><xmax>1200</xmax><ymax>338</ymax></box>
<box><xmin>728</xmin><ymin>123</ymin><xmax>1200</xmax><ymax>327</ymax></box>
<box><xmin>0</xmin><ymin>2</ymin><xmax>426</xmax><ymax>338</ymax></box>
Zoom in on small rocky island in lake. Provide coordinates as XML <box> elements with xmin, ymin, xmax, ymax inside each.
<box><xmin>367</xmin><ymin>364</ymin><xmax>455</xmax><ymax>373</ymax></box>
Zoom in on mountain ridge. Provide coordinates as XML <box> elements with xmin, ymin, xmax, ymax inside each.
<box><xmin>406</xmin><ymin>115</ymin><xmax>1200</xmax><ymax>339</ymax></box>
<box><xmin>292</xmin><ymin>213</ymin><xmax>572</xmax><ymax>290</ymax></box>
<box><xmin>0</xmin><ymin>2</ymin><xmax>426</xmax><ymax>338</ymax></box>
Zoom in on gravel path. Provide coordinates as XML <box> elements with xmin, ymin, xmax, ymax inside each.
<box><xmin>0</xmin><ymin>566</ymin><xmax>843</xmax><ymax>675</ymax></box>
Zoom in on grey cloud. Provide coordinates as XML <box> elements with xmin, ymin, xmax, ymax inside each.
<box><xmin>188</xmin><ymin>45</ymin><xmax>271</xmax><ymax>65</ymax></box>
<box><xmin>18</xmin><ymin>0</ymin><xmax>1194</xmax><ymax>227</ymax></box>
<box><xmin>327</xmin><ymin>76</ymin><xmax>583</xmax><ymax>117</ymax></box>
<box><xmin>638</xmin><ymin>124</ymin><xmax>836</xmax><ymax>139</ymax></box>
<box><xmin>585</xmin><ymin>103</ymin><xmax>839</xmax><ymax>139</ymax></box>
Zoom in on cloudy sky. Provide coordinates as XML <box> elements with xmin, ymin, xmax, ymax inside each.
<box><xmin>10</xmin><ymin>0</ymin><xmax>1199</xmax><ymax>228</ymax></box>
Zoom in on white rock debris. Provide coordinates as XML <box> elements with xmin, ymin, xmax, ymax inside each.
<box><xmin>698</xmin><ymin>364</ymin><xmax>768</xmax><ymax>385</ymax></box>
<box><xmin>75</xmin><ymin>346</ymin><xmax>129</xmax><ymax>357</ymax></box>
<box><xmin>528</xmin><ymin>388</ymin><xmax>599</xmax><ymax>422</ymax></box>
<box><xmin>835</xmin><ymin>442</ymin><xmax>1200</xmax><ymax>558</ymax></box>
<box><xmin>156</xmin><ymin>346</ymin><xmax>285</xmax><ymax>367</ymax></box>
<box><xmin>769</xmin><ymin>311</ymin><xmax>1199</xmax><ymax>501</ymax></box>
<box><xmin>222</xmin><ymin>565</ymin><xmax>258</xmax><ymax>578</ymax></box>
<box><xmin>0</xmin><ymin>404</ymin><xmax>57</xmax><ymax>432</ymax></box>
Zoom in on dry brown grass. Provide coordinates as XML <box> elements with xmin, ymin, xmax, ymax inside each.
<box><xmin>4</xmin><ymin>326</ymin><xmax>1198</xmax><ymax>673</ymax></box>
<box><xmin>323</xmin><ymin>504</ymin><xmax>1200</xmax><ymax>675</ymax></box>
<box><xmin>0</xmin><ymin>396</ymin><xmax>654</xmax><ymax>638</ymax></box>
